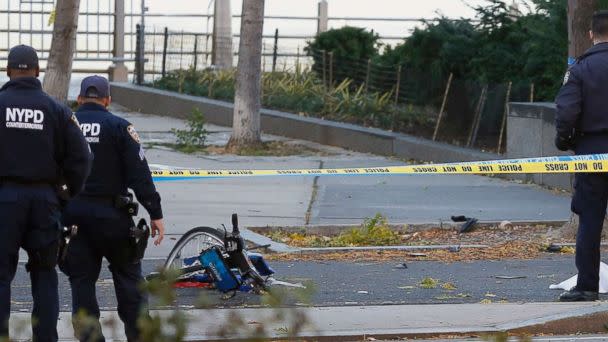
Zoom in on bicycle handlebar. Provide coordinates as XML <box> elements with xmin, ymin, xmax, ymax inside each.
<box><xmin>231</xmin><ymin>213</ymin><xmax>239</xmax><ymax>234</ymax></box>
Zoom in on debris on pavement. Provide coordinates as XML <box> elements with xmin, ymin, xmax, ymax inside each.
<box><xmin>499</xmin><ymin>220</ymin><xmax>513</xmax><ymax>229</ymax></box>
<box><xmin>448</xmin><ymin>246</ymin><xmax>461</xmax><ymax>253</ymax></box>
<box><xmin>459</xmin><ymin>217</ymin><xmax>478</xmax><ymax>233</ymax></box>
<box><xmin>419</xmin><ymin>277</ymin><xmax>439</xmax><ymax>289</ymax></box>
<box><xmin>495</xmin><ymin>275</ymin><xmax>527</xmax><ymax>280</ymax></box>
<box><xmin>546</xmin><ymin>243</ymin><xmax>563</xmax><ymax>253</ymax></box>
<box><xmin>550</xmin><ymin>261</ymin><xmax>608</xmax><ymax>294</ymax></box>
<box><xmin>451</xmin><ymin>215</ymin><xmax>468</xmax><ymax>222</ymax></box>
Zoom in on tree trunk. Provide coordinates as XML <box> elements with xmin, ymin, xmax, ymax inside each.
<box><xmin>568</xmin><ymin>0</ymin><xmax>597</xmax><ymax>60</ymax></box>
<box><xmin>226</xmin><ymin>0</ymin><xmax>265</xmax><ymax>150</ymax></box>
<box><xmin>43</xmin><ymin>0</ymin><xmax>81</xmax><ymax>102</ymax></box>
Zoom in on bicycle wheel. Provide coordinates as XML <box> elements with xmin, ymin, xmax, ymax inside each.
<box><xmin>163</xmin><ymin>227</ymin><xmax>225</xmax><ymax>276</ymax></box>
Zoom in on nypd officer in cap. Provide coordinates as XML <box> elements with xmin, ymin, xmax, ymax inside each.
<box><xmin>556</xmin><ymin>10</ymin><xmax>608</xmax><ymax>301</ymax></box>
<box><xmin>60</xmin><ymin>75</ymin><xmax>165</xmax><ymax>341</ymax></box>
<box><xmin>0</xmin><ymin>45</ymin><xmax>92</xmax><ymax>341</ymax></box>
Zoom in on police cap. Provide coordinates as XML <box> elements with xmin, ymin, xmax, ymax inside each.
<box><xmin>79</xmin><ymin>75</ymin><xmax>110</xmax><ymax>98</ymax></box>
<box><xmin>7</xmin><ymin>45</ymin><xmax>39</xmax><ymax>70</ymax></box>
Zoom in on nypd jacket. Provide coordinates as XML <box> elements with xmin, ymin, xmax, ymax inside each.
<box><xmin>555</xmin><ymin>42</ymin><xmax>608</xmax><ymax>137</ymax></box>
<box><xmin>0</xmin><ymin>77</ymin><xmax>92</xmax><ymax>196</ymax></box>
<box><xmin>75</xmin><ymin>102</ymin><xmax>162</xmax><ymax>220</ymax></box>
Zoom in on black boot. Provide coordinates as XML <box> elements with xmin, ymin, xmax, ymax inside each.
<box><xmin>559</xmin><ymin>287</ymin><xmax>599</xmax><ymax>302</ymax></box>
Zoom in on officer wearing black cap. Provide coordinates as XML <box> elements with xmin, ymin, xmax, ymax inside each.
<box><xmin>556</xmin><ymin>11</ymin><xmax>608</xmax><ymax>302</ymax></box>
<box><xmin>0</xmin><ymin>45</ymin><xmax>92</xmax><ymax>341</ymax></box>
<box><xmin>60</xmin><ymin>75</ymin><xmax>165</xmax><ymax>341</ymax></box>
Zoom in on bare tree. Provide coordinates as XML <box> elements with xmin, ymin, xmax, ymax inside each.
<box><xmin>568</xmin><ymin>0</ymin><xmax>597</xmax><ymax>60</ymax></box>
<box><xmin>43</xmin><ymin>0</ymin><xmax>81</xmax><ymax>102</ymax></box>
<box><xmin>226</xmin><ymin>0</ymin><xmax>265</xmax><ymax>150</ymax></box>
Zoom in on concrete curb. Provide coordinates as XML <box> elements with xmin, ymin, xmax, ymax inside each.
<box><xmin>9</xmin><ymin>303</ymin><xmax>608</xmax><ymax>341</ymax></box>
<box><xmin>243</xmin><ymin>220</ymin><xmax>568</xmax><ymax>254</ymax></box>
<box><xmin>109</xmin><ymin>83</ymin><xmax>500</xmax><ymax>163</ymax></box>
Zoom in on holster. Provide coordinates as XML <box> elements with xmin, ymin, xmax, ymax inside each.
<box><xmin>58</xmin><ymin>225</ymin><xmax>78</xmax><ymax>264</ymax></box>
<box><xmin>115</xmin><ymin>193</ymin><xmax>139</xmax><ymax>216</ymax></box>
<box><xmin>129</xmin><ymin>218</ymin><xmax>149</xmax><ymax>263</ymax></box>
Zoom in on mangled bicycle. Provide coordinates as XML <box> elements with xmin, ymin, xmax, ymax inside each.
<box><xmin>147</xmin><ymin>214</ymin><xmax>289</xmax><ymax>295</ymax></box>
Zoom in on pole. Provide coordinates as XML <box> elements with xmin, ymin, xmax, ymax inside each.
<box><xmin>272</xmin><ymin>28</ymin><xmax>278</xmax><ymax>72</ymax></box>
<box><xmin>467</xmin><ymin>85</ymin><xmax>488</xmax><ymax>148</ymax></box>
<box><xmin>135</xmin><ymin>24</ymin><xmax>143</xmax><ymax>85</ymax></box>
<box><xmin>394</xmin><ymin>64</ymin><xmax>401</xmax><ymax>106</ymax></box>
<box><xmin>328</xmin><ymin>51</ymin><xmax>334</xmax><ymax>88</ymax></box>
<box><xmin>432</xmin><ymin>73</ymin><xmax>453</xmax><ymax>141</ymax></box>
<box><xmin>108</xmin><ymin>0</ymin><xmax>128</xmax><ymax>82</ymax></box>
<box><xmin>365</xmin><ymin>58</ymin><xmax>371</xmax><ymax>94</ymax></box>
<box><xmin>161</xmin><ymin>26</ymin><xmax>168</xmax><ymax>77</ymax></box>
<box><xmin>212</xmin><ymin>0</ymin><xmax>233</xmax><ymax>69</ymax></box>
<box><xmin>139</xmin><ymin>0</ymin><xmax>146</xmax><ymax>81</ymax></box>
<box><xmin>321</xmin><ymin>49</ymin><xmax>327</xmax><ymax>88</ymax></box>
<box><xmin>179</xmin><ymin>30</ymin><xmax>184</xmax><ymax>70</ymax></box>
<box><xmin>497</xmin><ymin>81</ymin><xmax>513</xmax><ymax>154</ymax></box>
<box><xmin>530</xmin><ymin>83</ymin><xmax>534</xmax><ymax>102</ymax></box>
<box><xmin>193</xmin><ymin>34</ymin><xmax>199</xmax><ymax>71</ymax></box>
<box><xmin>317</xmin><ymin>0</ymin><xmax>328</xmax><ymax>34</ymax></box>
<box><xmin>392</xmin><ymin>64</ymin><xmax>402</xmax><ymax>131</ymax></box>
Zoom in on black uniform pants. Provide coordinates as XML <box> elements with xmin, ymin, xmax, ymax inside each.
<box><xmin>572</xmin><ymin>172</ymin><xmax>608</xmax><ymax>292</ymax></box>
<box><xmin>61</xmin><ymin>199</ymin><xmax>147</xmax><ymax>342</ymax></box>
<box><xmin>0</xmin><ymin>184</ymin><xmax>60</xmax><ymax>342</ymax></box>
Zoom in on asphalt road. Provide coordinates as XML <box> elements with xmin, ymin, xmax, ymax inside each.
<box><xmin>9</xmin><ymin>254</ymin><xmax>586</xmax><ymax>312</ymax></box>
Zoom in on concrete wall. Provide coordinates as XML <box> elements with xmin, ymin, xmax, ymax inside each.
<box><xmin>110</xmin><ymin>83</ymin><xmax>499</xmax><ymax>163</ymax></box>
<box><xmin>507</xmin><ymin>102</ymin><xmax>572</xmax><ymax>190</ymax></box>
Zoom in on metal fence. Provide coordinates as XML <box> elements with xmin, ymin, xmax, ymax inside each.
<box><xmin>0</xmin><ymin>0</ymin><xmax>147</xmax><ymax>72</ymax></box>
<box><xmin>1</xmin><ymin>0</ymin><xmax>440</xmax><ymax>77</ymax></box>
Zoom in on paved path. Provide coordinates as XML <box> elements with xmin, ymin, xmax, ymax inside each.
<box><xmin>9</xmin><ymin>302</ymin><xmax>608</xmax><ymax>341</ymax></box>
<box><xmin>10</xmin><ymin>255</ymin><xmax>584</xmax><ymax>312</ymax></box>
<box><xmin>112</xmin><ymin>107</ymin><xmax>571</xmax><ymax>260</ymax></box>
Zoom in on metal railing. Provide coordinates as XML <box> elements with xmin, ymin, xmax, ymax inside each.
<box><xmin>1</xmin><ymin>0</ymin><xmax>444</xmax><ymax>77</ymax></box>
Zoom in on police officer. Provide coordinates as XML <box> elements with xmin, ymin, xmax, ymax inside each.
<box><xmin>60</xmin><ymin>75</ymin><xmax>165</xmax><ymax>341</ymax></box>
<box><xmin>0</xmin><ymin>45</ymin><xmax>92</xmax><ymax>341</ymax></box>
<box><xmin>556</xmin><ymin>11</ymin><xmax>608</xmax><ymax>302</ymax></box>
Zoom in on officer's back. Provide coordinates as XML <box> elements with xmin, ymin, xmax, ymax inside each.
<box><xmin>76</xmin><ymin>101</ymin><xmax>137</xmax><ymax>197</ymax></box>
<box><xmin>0</xmin><ymin>60</ymin><xmax>90</xmax><ymax>189</ymax></box>
<box><xmin>61</xmin><ymin>76</ymin><xmax>163</xmax><ymax>342</ymax></box>
<box><xmin>0</xmin><ymin>45</ymin><xmax>91</xmax><ymax>342</ymax></box>
<box><xmin>556</xmin><ymin>26</ymin><xmax>608</xmax><ymax>153</ymax></box>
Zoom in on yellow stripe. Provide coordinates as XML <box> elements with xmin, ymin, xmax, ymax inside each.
<box><xmin>152</xmin><ymin>154</ymin><xmax>608</xmax><ymax>180</ymax></box>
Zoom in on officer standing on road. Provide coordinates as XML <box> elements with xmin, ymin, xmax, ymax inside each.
<box><xmin>60</xmin><ymin>75</ymin><xmax>165</xmax><ymax>341</ymax></box>
<box><xmin>0</xmin><ymin>45</ymin><xmax>92</xmax><ymax>341</ymax></box>
<box><xmin>555</xmin><ymin>11</ymin><xmax>608</xmax><ymax>302</ymax></box>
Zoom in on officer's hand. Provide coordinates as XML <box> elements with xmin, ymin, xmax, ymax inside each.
<box><xmin>151</xmin><ymin>219</ymin><xmax>165</xmax><ymax>245</ymax></box>
<box><xmin>555</xmin><ymin>134</ymin><xmax>573</xmax><ymax>151</ymax></box>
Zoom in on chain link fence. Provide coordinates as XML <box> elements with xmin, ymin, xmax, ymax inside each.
<box><xmin>142</xmin><ymin>29</ymin><xmax>537</xmax><ymax>154</ymax></box>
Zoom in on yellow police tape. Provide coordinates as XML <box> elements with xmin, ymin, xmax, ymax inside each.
<box><xmin>151</xmin><ymin>153</ymin><xmax>608</xmax><ymax>181</ymax></box>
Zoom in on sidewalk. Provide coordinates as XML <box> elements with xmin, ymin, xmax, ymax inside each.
<box><xmin>9</xmin><ymin>302</ymin><xmax>608</xmax><ymax>341</ymax></box>
<box><xmin>111</xmin><ymin>107</ymin><xmax>572</xmax><ymax>259</ymax></box>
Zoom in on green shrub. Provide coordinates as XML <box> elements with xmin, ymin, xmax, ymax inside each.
<box><xmin>152</xmin><ymin>69</ymin><xmax>431</xmax><ymax>136</ymax></box>
<box><xmin>331</xmin><ymin>213</ymin><xmax>401</xmax><ymax>247</ymax></box>
<box><xmin>172</xmin><ymin>108</ymin><xmax>208</xmax><ymax>148</ymax></box>
<box><xmin>305</xmin><ymin>26</ymin><xmax>380</xmax><ymax>86</ymax></box>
